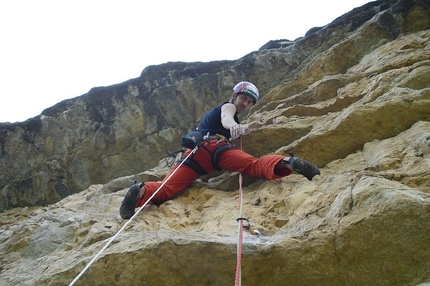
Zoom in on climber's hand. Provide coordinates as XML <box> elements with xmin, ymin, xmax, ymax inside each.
<box><xmin>230</xmin><ymin>124</ymin><xmax>250</xmax><ymax>140</ymax></box>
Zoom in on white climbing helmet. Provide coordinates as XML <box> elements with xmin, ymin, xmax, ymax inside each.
<box><xmin>233</xmin><ymin>81</ymin><xmax>259</xmax><ymax>104</ymax></box>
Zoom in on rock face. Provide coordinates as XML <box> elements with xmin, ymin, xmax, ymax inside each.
<box><xmin>0</xmin><ymin>0</ymin><xmax>430</xmax><ymax>285</ymax></box>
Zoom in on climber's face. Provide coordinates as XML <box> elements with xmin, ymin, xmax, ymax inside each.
<box><xmin>233</xmin><ymin>93</ymin><xmax>254</xmax><ymax>114</ymax></box>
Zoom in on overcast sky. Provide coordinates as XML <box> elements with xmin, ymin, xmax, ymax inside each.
<box><xmin>0</xmin><ymin>0</ymin><xmax>372</xmax><ymax>123</ymax></box>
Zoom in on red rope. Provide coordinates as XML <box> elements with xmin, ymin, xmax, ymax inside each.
<box><xmin>235</xmin><ymin>137</ymin><xmax>244</xmax><ymax>286</ymax></box>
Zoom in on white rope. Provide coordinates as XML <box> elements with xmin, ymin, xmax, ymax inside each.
<box><xmin>69</xmin><ymin>146</ymin><xmax>198</xmax><ymax>286</ymax></box>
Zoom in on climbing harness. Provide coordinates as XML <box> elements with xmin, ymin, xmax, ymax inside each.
<box><xmin>179</xmin><ymin>156</ymin><xmax>208</xmax><ymax>175</ymax></box>
<box><xmin>69</xmin><ymin>145</ymin><xmax>199</xmax><ymax>286</ymax></box>
<box><xmin>210</xmin><ymin>144</ymin><xmax>234</xmax><ymax>171</ymax></box>
<box><xmin>178</xmin><ymin>131</ymin><xmax>235</xmax><ymax>175</ymax></box>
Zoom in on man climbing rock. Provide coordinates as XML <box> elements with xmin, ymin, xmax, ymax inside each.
<box><xmin>120</xmin><ymin>81</ymin><xmax>320</xmax><ymax>219</ymax></box>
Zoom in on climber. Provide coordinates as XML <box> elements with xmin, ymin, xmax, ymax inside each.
<box><xmin>120</xmin><ymin>81</ymin><xmax>320</xmax><ymax>219</ymax></box>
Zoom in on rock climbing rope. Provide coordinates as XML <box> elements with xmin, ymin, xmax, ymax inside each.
<box><xmin>235</xmin><ymin>168</ymin><xmax>245</xmax><ymax>286</ymax></box>
<box><xmin>234</xmin><ymin>137</ymin><xmax>260</xmax><ymax>286</ymax></box>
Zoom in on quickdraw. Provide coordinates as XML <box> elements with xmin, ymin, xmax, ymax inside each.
<box><xmin>236</xmin><ymin>217</ymin><xmax>261</xmax><ymax>236</ymax></box>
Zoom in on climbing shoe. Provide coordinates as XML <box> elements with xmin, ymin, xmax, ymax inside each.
<box><xmin>283</xmin><ymin>152</ymin><xmax>320</xmax><ymax>181</ymax></box>
<box><xmin>119</xmin><ymin>184</ymin><xmax>141</xmax><ymax>219</ymax></box>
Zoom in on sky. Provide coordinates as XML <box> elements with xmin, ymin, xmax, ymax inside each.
<box><xmin>0</xmin><ymin>0</ymin><xmax>372</xmax><ymax>123</ymax></box>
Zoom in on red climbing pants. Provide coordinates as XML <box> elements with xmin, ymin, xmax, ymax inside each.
<box><xmin>136</xmin><ymin>139</ymin><xmax>291</xmax><ymax>206</ymax></box>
